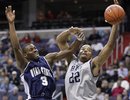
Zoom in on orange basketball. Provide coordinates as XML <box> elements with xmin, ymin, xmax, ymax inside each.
<box><xmin>104</xmin><ymin>4</ymin><xmax>125</xmax><ymax>25</ymax></box>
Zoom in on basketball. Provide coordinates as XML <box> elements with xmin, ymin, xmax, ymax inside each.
<box><xmin>104</xmin><ymin>4</ymin><xmax>125</xmax><ymax>25</ymax></box>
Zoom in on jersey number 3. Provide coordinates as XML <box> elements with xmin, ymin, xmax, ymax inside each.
<box><xmin>41</xmin><ymin>76</ymin><xmax>48</xmax><ymax>86</ymax></box>
<box><xmin>69</xmin><ymin>72</ymin><xmax>80</xmax><ymax>83</ymax></box>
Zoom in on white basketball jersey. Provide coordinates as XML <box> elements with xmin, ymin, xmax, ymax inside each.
<box><xmin>65</xmin><ymin>59</ymin><xmax>98</xmax><ymax>100</ymax></box>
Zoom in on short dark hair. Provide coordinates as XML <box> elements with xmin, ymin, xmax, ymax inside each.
<box><xmin>21</xmin><ymin>43</ymin><xmax>32</xmax><ymax>54</ymax></box>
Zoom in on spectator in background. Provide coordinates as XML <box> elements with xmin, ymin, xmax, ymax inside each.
<box><xmin>46</xmin><ymin>10</ymin><xmax>54</xmax><ymax>20</ymax></box>
<box><xmin>96</xmin><ymin>87</ymin><xmax>105</xmax><ymax>100</ymax></box>
<box><xmin>53</xmin><ymin>59</ymin><xmax>67</xmax><ymax>81</ymax></box>
<box><xmin>36</xmin><ymin>10</ymin><xmax>46</xmax><ymax>23</ymax></box>
<box><xmin>98</xmin><ymin>29</ymin><xmax>110</xmax><ymax>45</ymax></box>
<box><xmin>8</xmin><ymin>86</ymin><xmax>18</xmax><ymax>100</ymax></box>
<box><xmin>10</xmin><ymin>71</ymin><xmax>20</xmax><ymax>87</ymax></box>
<box><xmin>0</xmin><ymin>76</ymin><xmax>16</xmax><ymax>94</ymax></box>
<box><xmin>101</xmin><ymin>80</ymin><xmax>112</xmax><ymax>95</ymax></box>
<box><xmin>91</xmin><ymin>41</ymin><xmax>103</xmax><ymax>52</ymax></box>
<box><xmin>124</xmin><ymin>71</ymin><xmax>130</xmax><ymax>84</ymax></box>
<box><xmin>124</xmin><ymin>43</ymin><xmax>130</xmax><ymax>57</ymax></box>
<box><xmin>0</xmin><ymin>33</ymin><xmax>10</xmax><ymax>45</ymax></box>
<box><xmin>6</xmin><ymin>58</ymin><xmax>21</xmax><ymax>77</ymax></box>
<box><xmin>122</xmin><ymin>89</ymin><xmax>128</xmax><ymax>100</ymax></box>
<box><xmin>112</xmin><ymin>77</ymin><xmax>129</xmax><ymax>91</ymax></box>
<box><xmin>18</xmin><ymin>96</ymin><xmax>24</xmax><ymax>100</ymax></box>
<box><xmin>97</xmin><ymin>69</ymin><xmax>111</xmax><ymax>87</ymax></box>
<box><xmin>8</xmin><ymin>86</ymin><xmax>23</xmax><ymax>100</ymax></box>
<box><xmin>87</xmin><ymin>27</ymin><xmax>101</xmax><ymax>44</ymax></box>
<box><xmin>47</xmin><ymin>35</ymin><xmax>59</xmax><ymax>52</ymax></box>
<box><xmin>32</xmin><ymin>32</ymin><xmax>41</xmax><ymax>43</ymax></box>
<box><xmin>0</xmin><ymin>69</ymin><xmax>6</xmax><ymax>84</ymax></box>
<box><xmin>112</xmin><ymin>79</ymin><xmax>124</xmax><ymax>97</ymax></box>
<box><xmin>57</xmin><ymin>10</ymin><xmax>65</xmax><ymax>19</ymax></box>
<box><xmin>124</xmin><ymin>56</ymin><xmax>130</xmax><ymax>70</ymax></box>
<box><xmin>117</xmin><ymin>61</ymin><xmax>128</xmax><ymax>78</ymax></box>
<box><xmin>2</xmin><ymin>95</ymin><xmax>8</xmax><ymax>100</ymax></box>
<box><xmin>64</xmin><ymin>11</ymin><xmax>72</xmax><ymax>19</ymax></box>
<box><xmin>20</xmin><ymin>33</ymin><xmax>32</xmax><ymax>43</ymax></box>
<box><xmin>47</xmin><ymin>35</ymin><xmax>57</xmax><ymax>47</ymax></box>
<box><xmin>106</xmin><ymin>65</ymin><xmax>118</xmax><ymax>82</ymax></box>
<box><xmin>91</xmin><ymin>40</ymin><xmax>103</xmax><ymax>56</ymax></box>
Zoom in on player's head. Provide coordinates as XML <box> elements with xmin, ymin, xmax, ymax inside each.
<box><xmin>22</xmin><ymin>43</ymin><xmax>39</xmax><ymax>60</ymax></box>
<box><xmin>78</xmin><ymin>44</ymin><xmax>93</xmax><ymax>63</ymax></box>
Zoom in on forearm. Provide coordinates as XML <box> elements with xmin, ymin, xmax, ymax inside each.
<box><xmin>93</xmin><ymin>24</ymin><xmax>118</xmax><ymax>67</ymax></box>
<box><xmin>9</xmin><ymin>22</ymin><xmax>21</xmax><ymax>49</ymax></box>
<box><xmin>69</xmin><ymin>40</ymin><xmax>82</xmax><ymax>52</ymax></box>
<box><xmin>56</xmin><ymin>29</ymin><xmax>71</xmax><ymax>50</ymax></box>
<box><xmin>56</xmin><ymin>29</ymin><xmax>70</xmax><ymax>43</ymax></box>
<box><xmin>107</xmin><ymin>24</ymin><xmax>118</xmax><ymax>47</ymax></box>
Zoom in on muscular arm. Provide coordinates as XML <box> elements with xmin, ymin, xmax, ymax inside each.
<box><xmin>56</xmin><ymin>27</ymin><xmax>83</xmax><ymax>64</ymax></box>
<box><xmin>45</xmin><ymin>49</ymin><xmax>72</xmax><ymax>67</ymax></box>
<box><xmin>6</xmin><ymin>6</ymin><xmax>27</xmax><ymax>72</ymax></box>
<box><xmin>45</xmin><ymin>40</ymin><xmax>82</xmax><ymax>67</ymax></box>
<box><xmin>56</xmin><ymin>29</ymin><xmax>70</xmax><ymax>50</ymax></box>
<box><xmin>92</xmin><ymin>24</ymin><xmax>118</xmax><ymax>76</ymax></box>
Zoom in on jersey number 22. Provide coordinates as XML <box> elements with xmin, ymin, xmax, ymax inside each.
<box><xmin>69</xmin><ymin>72</ymin><xmax>80</xmax><ymax>83</ymax></box>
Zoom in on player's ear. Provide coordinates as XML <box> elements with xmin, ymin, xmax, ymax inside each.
<box><xmin>24</xmin><ymin>54</ymin><xmax>27</xmax><ymax>58</ymax></box>
<box><xmin>23</xmin><ymin>52</ymin><xmax>27</xmax><ymax>58</ymax></box>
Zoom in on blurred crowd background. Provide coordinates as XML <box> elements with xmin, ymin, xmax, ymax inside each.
<box><xmin>0</xmin><ymin>0</ymin><xmax>130</xmax><ymax>100</ymax></box>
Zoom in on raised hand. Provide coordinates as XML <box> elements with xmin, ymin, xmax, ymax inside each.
<box><xmin>5</xmin><ymin>6</ymin><xmax>15</xmax><ymax>23</ymax></box>
<box><xmin>75</xmin><ymin>31</ymin><xmax>85</xmax><ymax>41</ymax></box>
<box><xmin>68</xmin><ymin>26</ymin><xmax>85</xmax><ymax>41</ymax></box>
<box><xmin>68</xmin><ymin>26</ymin><xmax>82</xmax><ymax>35</ymax></box>
<box><xmin>114</xmin><ymin>0</ymin><xmax>119</xmax><ymax>5</ymax></box>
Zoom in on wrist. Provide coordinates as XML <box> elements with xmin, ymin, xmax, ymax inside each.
<box><xmin>9</xmin><ymin>21</ymin><xmax>14</xmax><ymax>24</ymax></box>
<box><xmin>66</xmin><ymin>29</ymin><xmax>71</xmax><ymax>34</ymax></box>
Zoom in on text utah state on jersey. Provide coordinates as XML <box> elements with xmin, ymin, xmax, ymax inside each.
<box><xmin>30</xmin><ymin>67</ymin><xmax>52</xmax><ymax>77</ymax></box>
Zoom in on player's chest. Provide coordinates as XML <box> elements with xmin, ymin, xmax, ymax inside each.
<box><xmin>67</xmin><ymin>63</ymin><xmax>83</xmax><ymax>83</ymax></box>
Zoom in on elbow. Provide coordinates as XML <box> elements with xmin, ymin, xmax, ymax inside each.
<box><xmin>56</xmin><ymin>36</ymin><xmax>64</xmax><ymax>44</ymax></box>
<box><xmin>68</xmin><ymin>47</ymin><xmax>75</xmax><ymax>54</ymax></box>
<box><xmin>56</xmin><ymin>35</ymin><xmax>62</xmax><ymax>43</ymax></box>
<box><xmin>66</xmin><ymin>48</ymin><xmax>73</xmax><ymax>54</ymax></box>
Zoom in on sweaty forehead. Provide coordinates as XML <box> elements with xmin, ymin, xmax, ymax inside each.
<box><xmin>25</xmin><ymin>44</ymin><xmax>35</xmax><ymax>50</ymax></box>
<box><xmin>81</xmin><ymin>45</ymin><xmax>92</xmax><ymax>50</ymax></box>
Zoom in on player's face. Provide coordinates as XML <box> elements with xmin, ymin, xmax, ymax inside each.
<box><xmin>24</xmin><ymin>44</ymin><xmax>39</xmax><ymax>60</ymax></box>
<box><xmin>79</xmin><ymin>45</ymin><xmax>92</xmax><ymax>63</ymax></box>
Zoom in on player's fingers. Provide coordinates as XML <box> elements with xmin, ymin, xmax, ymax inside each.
<box><xmin>114</xmin><ymin>0</ymin><xmax>119</xmax><ymax>4</ymax></box>
<box><xmin>78</xmin><ymin>32</ymin><xmax>84</xmax><ymax>38</ymax></box>
<box><xmin>8</xmin><ymin>5</ymin><xmax>12</xmax><ymax>11</ymax></box>
<box><xmin>13</xmin><ymin>10</ymin><xmax>15</xmax><ymax>14</ymax></box>
<box><xmin>69</xmin><ymin>26</ymin><xmax>73</xmax><ymax>30</ymax></box>
<box><xmin>74</xmin><ymin>27</ymin><xmax>82</xmax><ymax>31</ymax></box>
<box><xmin>76</xmin><ymin>32</ymin><xmax>81</xmax><ymax>36</ymax></box>
<box><xmin>76</xmin><ymin>32</ymin><xmax>85</xmax><ymax>41</ymax></box>
<box><xmin>81</xmin><ymin>34</ymin><xmax>85</xmax><ymax>41</ymax></box>
<box><xmin>81</xmin><ymin>33</ymin><xmax>85</xmax><ymax>40</ymax></box>
<box><xmin>5</xmin><ymin>7</ymin><xmax>8</xmax><ymax>14</ymax></box>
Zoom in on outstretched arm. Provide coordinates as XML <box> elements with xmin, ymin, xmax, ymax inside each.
<box><xmin>92</xmin><ymin>24</ymin><xmax>118</xmax><ymax>76</ymax></box>
<box><xmin>56</xmin><ymin>27</ymin><xmax>84</xmax><ymax>63</ymax></box>
<box><xmin>5</xmin><ymin>6</ymin><xmax>27</xmax><ymax>72</ymax></box>
<box><xmin>91</xmin><ymin>0</ymin><xmax>120</xmax><ymax>76</ymax></box>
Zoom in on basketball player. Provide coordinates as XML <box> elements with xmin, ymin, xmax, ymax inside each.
<box><xmin>5</xmin><ymin>6</ymin><xmax>84</xmax><ymax>100</ymax></box>
<box><xmin>56</xmin><ymin>1</ymin><xmax>120</xmax><ymax>99</ymax></box>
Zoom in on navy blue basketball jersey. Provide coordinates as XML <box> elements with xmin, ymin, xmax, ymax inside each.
<box><xmin>20</xmin><ymin>56</ymin><xmax>56</xmax><ymax>100</ymax></box>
